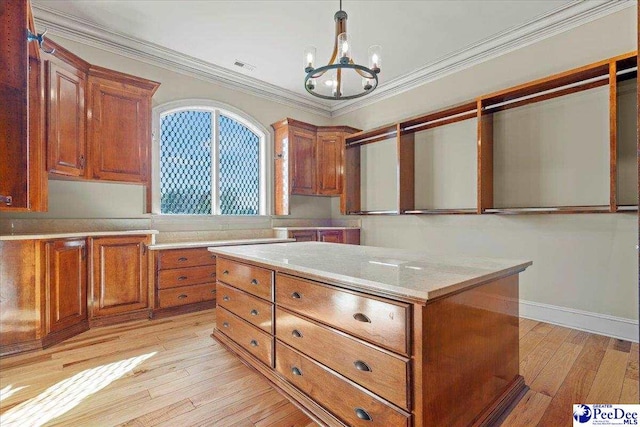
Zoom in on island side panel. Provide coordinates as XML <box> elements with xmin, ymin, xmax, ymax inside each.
<box><xmin>421</xmin><ymin>274</ymin><xmax>522</xmax><ymax>427</ymax></box>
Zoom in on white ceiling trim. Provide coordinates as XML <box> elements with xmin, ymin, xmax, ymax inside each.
<box><xmin>331</xmin><ymin>0</ymin><xmax>635</xmax><ymax>117</ymax></box>
<box><xmin>32</xmin><ymin>4</ymin><xmax>332</xmax><ymax>117</ymax></box>
<box><xmin>33</xmin><ymin>1</ymin><xmax>634</xmax><ymax>119</ymax></box>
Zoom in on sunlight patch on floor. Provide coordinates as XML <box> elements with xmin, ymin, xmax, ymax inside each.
<box><xmin>0</xmin><ymin>385</ymin><xmax>29</xmax><ymax>402</ymax></box>
<box><xmin>0</xmin><ymin>352</ymin><xmax>156</xmax><ymax>427</ymax></box>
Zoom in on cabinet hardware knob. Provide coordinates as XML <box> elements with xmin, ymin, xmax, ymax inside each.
<box><xmin>291</xmin><ymin>367</ymin><xmax>302</xmax><ymax>376</ymax></box>
<box><xmin>211</xmin><ymin>290</ymin><xmax>216</xmax><ymax>294</ymax></box>
<box><xmin>250</xmin><ymin>340</ymin><xmax>258</xmax><ymax>347</ymax></box>
<box><xmin>223</xmin><ymin>270</ymin><xmax>229</xmax><ymax>275</ymax></box>
<box><xmin>177</xmin><ymin>294</ymin><xmax>188</xmax><ymax>299</ymax></box>
<box><xmin>211</xmin><ymin>255</ymin><xmax>216</xmax><ymax>258</ymax></box>
<box><xmin>210</xmin><ymin>272</ymin><xmax>216</xmax><ymax>277</ymax></box>
<box><xmin>353</xmin><ymin>313</ymin><xmax>371</xmax><ymax>323</ymax></box>
<box><xmin>178</xmin><ymin>257</ymin><xmax>188</xmax><ymax>262</ymax></box>
<box><xmin>250</xmin><ymin>279</ymin><xmax>258</xmax><ymax>285</ymax></box>
<box><xmin>355</xmin><ymin>408</ymin><xmax>372</xmax><ymax>421</ymax></box>
<box><xmin>250</xmin><ymin>309</ymin><xmax>259</xmax><ymax>316</ymax></box>
<box><xmin>292</xmin><ymin>329</ymin><xmax>303</xmax><ymax>338</ymax></box>
<box><xmin>79</xmin><ymin>154</ymin><xmax>85</xmax><ymax>169</ymax></box>
<box><xmin>178</xmin><ymin>276</ymin><xmax>187</xmax><ymax>281</ymax></box>
<box><xmin>222</xmin><ymin>296</ymin><xmax>230</xmax><ymax>301</ymax></box>
<box><xmin>222</xmin><ymin>322</ymin><xmax>229</xmax><ymax>328</ymax></box>
<box><xmin>354</xmin><ymin>360</ymin><xmax>371</xmax><ymax>372</ymax></box>
<box><xmin>291</xmin><ymin>292</ymin><xmax>301</xmax><ymax>299</ymax></box>
<box><xmin>0</xmin><ymin>195</ymin><xmax>12</xmax><ymax>206</ymax></box>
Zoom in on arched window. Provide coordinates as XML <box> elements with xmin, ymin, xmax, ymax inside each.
<box><xmin>152</xmin><ymin>100</ymin><xmax>270</xmax><ymax>215</ymax></box>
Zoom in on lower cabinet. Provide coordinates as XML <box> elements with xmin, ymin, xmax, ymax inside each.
<box><xmin>152</xmin><ymin>247</ymin><xmax>217</xmax><ymax>316</ymax></box>
<box><xmin>90</xmin><ymin>235</ymin><xmax>150</xmax><ymax>322</ymax></box>
<box><xmin>288</xmin><ymin>228</ymin><xmax>360</xmax><ymax>245</ymax></box>
<box><xmin>44</xmin><ymin>239</ymin><xmax>88</xmax><ymax>335</ymax></box>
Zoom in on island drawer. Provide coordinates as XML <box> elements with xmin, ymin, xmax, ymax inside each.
<box><xmin>218</xmin><ymin>283</ymin><xmax>273</xmax><ymax>333</ymax></box>
<box><xmin>157</xmin><ymin>265</ymin><xmax>216</xmax><ymax>289</ymax></box>
<box><xmin>275</xmin><ymin>273</ymin><xmax>410</xmax><ymax>355</ymax></box>
<box><xmin>217</xmin><ymin>257</ymin><xmax>274</xmax><ymax>301</ymax></box>
<box><xmin>158</xmin><ymin>248</ymin><xmax>216</xmax><ymax>270</ymax></box>
<box><xmin>275</xmin><ymin>307</ymin><xmax>409</xmax><ymax>409</ymax></box>
<box><xmin>157</xmin><ymin>283</ymin><xmax>216</xmax><ymax>308</ymax></box>
<box><xmin>275</xmin><ymin>341</ymin><xmax>410</xmax><ymax>427</ymax></box>
<box><xmin>217</xmin><ymin>307</ymin><xmax>273</xmax><ymax>367</ymax></box>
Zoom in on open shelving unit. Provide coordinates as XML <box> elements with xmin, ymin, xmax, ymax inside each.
<box><xmin>342</xmin><ymin>51</ymin><xmax>638</xmax><ymax>216</ymax></box>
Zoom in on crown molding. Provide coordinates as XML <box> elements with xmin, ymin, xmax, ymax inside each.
<box><xmin>33</xmin><ymin>1</ymin><xmax>634</xmax><ymax>119</ymax></box>
<box><xmin>330</xmin><ymin>0</ymin><xmax>635</xmax><ymax>117</ymax></box>
<box><xmin>32</xmin><ymin>4</ymin><xmax>333</xmax><ymax>118</ymax></box>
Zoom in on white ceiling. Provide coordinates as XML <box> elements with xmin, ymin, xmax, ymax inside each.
<box><xmin>32</xmin><ymin>0</ymin><xmax>627</xmax><ymax>114</ymax></box>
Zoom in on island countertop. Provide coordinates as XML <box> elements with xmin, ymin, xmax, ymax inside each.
<box><xmin>208</xmin><ymin>242</ymin><xmax>531</xmax><ymax>303</ymax></box>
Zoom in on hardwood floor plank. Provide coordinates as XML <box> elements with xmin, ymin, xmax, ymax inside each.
<box><xmin>119</xmin><ymin>398</ymin><xmax>195</xmax><ymax>426</ymax></box>
<box><xmin>565</xmin><ymin>330</ymin><xmax>589</xmax><ymax>346</ymax></box>
<box><xmin>626</xmin><ymin>349</ymin><xmax>639</xmax><ymax>381</ymax></box>
<box><xmin>585</xmin><ymin>349</ymin><xmax>629</xmax><ymax>403</ymax></box>
<box><xmin>530</xmin><ymin>341</ymin><xmax>583</xmax><ymax>397</ymax></box>
<box><xmin>500</xmin><ymin>389</ymin><xmax>552</xmax><ymax>427</ymax></box>
<box><xmin>520</xmin><ymin>326</ymin><xmax>571</xmax><ymax>382</ymax></box>
<box><xmin>619</xmin><ymin>378</ymin><xmax>639</xmax><ymax>404</ymax></box>
<box><xmin>519</xmin><ymin>318</ymin><xmax>538</xmax><ymax>338</ymax></box>
<box><xmin>608</xmin><ymin>339</ymin><xmax>632</xmax><ymax>353</ymax></box>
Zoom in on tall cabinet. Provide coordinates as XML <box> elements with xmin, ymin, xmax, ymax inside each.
<box><xmin>271</xmin><ymin>118</ymin><xmax>359</xmax><ymax>215</ymax></box>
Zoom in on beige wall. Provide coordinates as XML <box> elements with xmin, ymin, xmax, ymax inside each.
<box><xmin>0</xmin><ymin>35</ymin><xmax>334</xmax><ymax>222</ymax></box>
<box><xmin>331</xmin><ymin>8</ymin><xmax>638</xmax><ymax>321</ymax></box>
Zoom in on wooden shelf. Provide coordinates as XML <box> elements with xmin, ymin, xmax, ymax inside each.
<box><xmin>403</xmin><ymin>209</ymin><xmax>477</xmax><ymax>215</ymax></box>
<box><xmin>343</xmin><ymin>50</ymin><xmax>638</xmax><ymax>217</ymax></box>
<box><xmin>485</xmin><ymin>206</ymin><xmax>611</xmax><ymax>215</ymax></box>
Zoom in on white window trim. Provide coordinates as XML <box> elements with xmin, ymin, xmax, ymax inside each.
<box><xmin>152</xmin><ymin>99</ymin><xmax>272</xmax><ymax>216</ymax></box>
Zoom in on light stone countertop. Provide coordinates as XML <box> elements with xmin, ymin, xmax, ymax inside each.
<box><xmin>0</xmin><ymin>229</ymin><xmax>159</xmax><ymax>241</ymax></box>
<box><xmin>148</xmin><ymin>237</ymin><xmax>295</xmax><ymax>250</ymax></box>
<box><xmin>208</xmin><ymin>242</ymin><xmax>532</xmax><ymax>303</ymax></box>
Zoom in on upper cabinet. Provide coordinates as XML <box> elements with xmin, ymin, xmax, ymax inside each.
<box><xmin>0</xmin><ymin>1</ymin><xmax>47</xmax><ymax>212</ymax></box>
<box><xmin>46</xmin><ymin>47</ymin><xmax>89</xmax><ymax>177</ymax></box>
<box><xmin>271</xmin><ymin>118</ymin><xmax>359</xmax><ymax>215</ymax></box>
<box><xmin>86</xmin><ymin>67</ymin><xmax>158</xmax><ymax>183</ymax></box>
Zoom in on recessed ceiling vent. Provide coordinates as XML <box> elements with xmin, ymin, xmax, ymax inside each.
<box><xmin>233</xmin><ymin>60</ymin><xmax>256</xmax><ymax>72</ymax></box>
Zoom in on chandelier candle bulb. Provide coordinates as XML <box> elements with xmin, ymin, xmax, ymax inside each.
<box><xmin>338</xmin><ymin>32</ymin><xmax>351</xmax><ymax>63</ymax></box>
<box><xmin>303</xmin><ymin>46</ymin><xmax>316</xmax><ymax>72</ymax></box>
<box><xmin>368</xmin><ymin>45</ymin><xmax>382</xmax><ymax>73</ymax></box>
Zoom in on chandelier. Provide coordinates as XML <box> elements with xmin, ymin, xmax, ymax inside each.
<box><xmin>303</xmin><ymin>0</ymin><xmax>382</xmax><ymax>100</ymax></box>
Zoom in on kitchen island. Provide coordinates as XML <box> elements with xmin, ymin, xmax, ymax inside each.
<box><xmin>208</xmin><ymin>242</ymin><xmax>532</xmax><ymax>427</ymax></box>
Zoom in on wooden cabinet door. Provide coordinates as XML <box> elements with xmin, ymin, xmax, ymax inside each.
<box><xmin>317</xmin><ymin>230</ymin><xmax>344</xmax><ymax>243</ymax></box>
<box><xmin>91</xmin><ymin>236</ymin><xmax>149</xmax><ymax>317</ymax></box>
<box><xmin>317</xmin><ymin>131</ymin><xmax>344</xmax><ymax>195</ymax></box>
<box><xmin>289</xmin><ymin>230</ymin><xmax>318</xmax><ymax>242</ymax></box>
<box><xmin>290</xmin><ymin>127</ymin><xmax>317</xmax><ymax>195</ymax></box>
<box><xmin>45</xmin><ymin>239</ymin><xmax>87</xmax><ymax>333</ymax></box>
<box><xmin>0</xmin><ymin>1</ymin><xmax>47</xmax><ymax>212</ymax></box>
<box><xmin>87</xmin><ymin>76</ymin><xmax>150</xmax><ymax>183</ymax></box>
<box><xmin>47</xmin><ymin>60</ymin><xmax>86</xmax><ymax>176</ymax></box>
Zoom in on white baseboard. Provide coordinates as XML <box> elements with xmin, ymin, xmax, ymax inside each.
<box><xmin>520</xmin><ymin>300</ymin><xmax>639</xmax><ymax>343</ymax></box>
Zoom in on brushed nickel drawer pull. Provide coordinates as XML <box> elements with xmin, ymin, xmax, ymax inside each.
<box><xmin>291</xmin><ymin>367</ymin><xmax>302</xmax><ymax>376</ymax></box>
<box><xmin>178</xmin><ymin>257</ymin><xmax>188</xmax><ymax>262</ymax></box>
<box><xmin>353</xmin><ymin>313</ymin><xmax>371</xmax><ymax>323</ymax></box>
<box><xmin>222</xmin><ymin>296</ymin><xmax>230</xmax><ymax>301</ymax></box>
<box><xmin>222</xmin><ymin>322</ymin><xmax>229</xmax><ymax>328</ymax></box>
<box><xmin>178</xmin><ymin>276</ymin><xmax>187</xmax><ymax>281</ymax></box>
<box><xmin>250</xmin><ymin>309</ymin><xmax>259</xmax><ymax>316</ymax></box>
<box><xmin>354</xmin><ymin>360</ymin><xmax>371</xmax><ymax>372</ymax></box>
<box><xmin>291</xmin><ymin>329</ymin><xmax>303</xmax><ymax>338</ymax></box>
<box><xmin>177</xmin><ymin>294</ymin><xmax>188</xmax><ymax>299</ymax></box>
<box><xmin>250</xmin><ymin>279</ymin><xmax>258</xmax><ymax>285</ymax></box>
<box><xmin>222</xmin><ymin>270</ymin><xmax>229</xmax><ymax>275</ymax></box>
<box><xmin>291</xmin><ymin>292</ymin><xmax>301</xmax><ymax>299</ymax></box>
<box><xmin>250</xmin><ymin>339</ymin><xmax>258</xmax><ymax>347</ymax></box>
<box><xmin>355</xmin><ymin>408</ymin><xmax>372</xmax><ymax>421</ymax></box>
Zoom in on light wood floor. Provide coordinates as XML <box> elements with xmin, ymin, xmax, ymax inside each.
<box><xmin>0</xmin><ymin>310</ymin><xmax>637</xmax><ymax>427</ymax></box>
